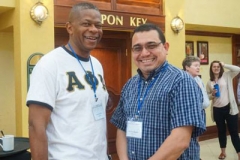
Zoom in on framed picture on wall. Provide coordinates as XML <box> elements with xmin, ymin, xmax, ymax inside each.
<box><xmin>185</xmin><ymin>41</ymin><xmax>194</xmax><ymax>56</ymax></box>
<box><xmin>197</xmin><ymin>41</ymin><xmax>209</xmax><ymax>64</ymax></box>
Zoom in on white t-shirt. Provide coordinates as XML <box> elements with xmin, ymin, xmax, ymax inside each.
<box><xmin>27</xmin><ymin>47</ymin><xmax>109</xmax><ymax>160</ymax></box>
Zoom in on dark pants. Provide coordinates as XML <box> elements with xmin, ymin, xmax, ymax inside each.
<box><xmin>213</xmin><ymin>103</ymin><xmax>240</xmax><ymax>153</ymax></box>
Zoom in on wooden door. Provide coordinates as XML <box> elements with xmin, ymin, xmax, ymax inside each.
<box><xmin>55</xmin><ymin>28</ymin><xmax>132</xmax><ymax>154</ymax></box>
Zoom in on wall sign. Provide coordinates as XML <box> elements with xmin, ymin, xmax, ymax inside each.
<box><xmin>101</xmin><ymin>10</ymin><xmax>165</xmax><ymax>31</ymax></box>
<box><xmin>54</xmin><ymin>6</ymin><xmax>165</xmax><ymax>31</ymax></box>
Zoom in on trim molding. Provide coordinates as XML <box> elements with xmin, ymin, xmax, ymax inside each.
<box><xmin>199</xmin><ymin>119</ymin><xmax>240</xmax><ymax>141</ymax></box>
<box><xmin>186</xmin><ymin>30</ymin><xmax>233</xmax><ymax>37</ymax></box>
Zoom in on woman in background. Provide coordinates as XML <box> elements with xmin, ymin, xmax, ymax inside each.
<box><xmin>182</xmin><ymin>56</ymin><xmax>209</xmax><ymax>160</ymax></box>
<box><xmin>206</xmin><ymin>61</ymin><xmax>240</xmax><ymax>160</ymax></box>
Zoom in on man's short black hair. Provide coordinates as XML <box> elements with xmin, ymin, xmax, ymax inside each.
<box><xmin>68</xmin><ymin>2</ymin><xmax>100</xmax><ymax>22</ymax></box>
<box><xmin>133</xmin><ymin>23</ymin><xmax>166</xmax><ymax>44</ymax></box>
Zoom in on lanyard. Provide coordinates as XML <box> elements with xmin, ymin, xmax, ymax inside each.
<box><xmin>68</xmin><ymin>43</ymin><xmax>98</xmax><ymax>101</ymax></box>
<box><xmin>137</xmin><ymin>76</ymin><xmax>157</xmax><ymax>116</ymax></box>
<box><xmin>136</xmin><ymin>63</ymin><xmax>168</xmax><ymax>116</ymax></box>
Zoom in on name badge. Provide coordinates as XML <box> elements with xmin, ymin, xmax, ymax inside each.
<box><xmin>92</xmin><ymin>102</ymin><xmax>105</xmax><ymax>121</ymax></box>
<box><xmin>126</xmin><ymin>120</ymin><xmax>143</xmax><ymax>139</ymax></box>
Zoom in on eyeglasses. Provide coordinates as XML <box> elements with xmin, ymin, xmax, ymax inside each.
<box><xmin>132</xmin><ymin>42</ymin><xmax>162</xmax><ymax>54</ymax></box>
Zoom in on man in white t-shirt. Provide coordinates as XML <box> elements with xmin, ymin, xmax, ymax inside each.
<box><xmin>26</xmin><ymin>2</ymin><xmax>109</xmax><ymax>160</ymax></box>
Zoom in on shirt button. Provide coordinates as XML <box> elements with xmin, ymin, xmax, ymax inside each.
<box><xmin>140</xmin><ymin>98</ymin><xmax>143</xmax><ymax>101</ymax></box>
<box><xmin>132</xmin><ymin>151</ymin><xmax>135</xmax><ymax>154</ymax></box>
<box><xmin>145</xmin><ymin>81</ymin><xmax>147</xmax><ymax>84</ymax></box>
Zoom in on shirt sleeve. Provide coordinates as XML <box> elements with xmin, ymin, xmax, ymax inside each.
<box><xmin>201</xmin><ymin>81</ymin><xmax>210</xmax><ymax>109</ymax></box>
<box><xmin>26</xmin><ymin>56</ymin><xmax>58</xmax><ymax>110</ymax></box>
<box><xmin>110</xmin><ymin>93</ymin><xmax>127</xmax><ymax>132</ymax></box>
<box><xmin>224</xmin><ymin>64</ymin><xmax>240</xmax><ymax>78</ymax></box>
<box><xmin>170</xmin><ymin>76</ymin><xmax>206</xmax><ymax>137</ymax></box>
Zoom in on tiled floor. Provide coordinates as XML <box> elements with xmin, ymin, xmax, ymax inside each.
<box><xmin>112</xmin><ymin>135</ymin><xmax>239</xmax><ymax>160</ymax></box>
<box><xmin>199</xmin><ymin>135</ymin><xmax>239</xmax><ymax>160</ymax></box>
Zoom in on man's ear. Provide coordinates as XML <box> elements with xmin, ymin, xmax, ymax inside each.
<box><xmin>66</xmin><ymin>22</ymin><xmax>73</xmax><ymax>34</ymax></box>
<box><xmin>163</xmin><ymin>42</ymin><xmax>169</xmax><ymax>55</ymax></box>
<box><xmin>163</xmin><ymin>42</ymin><xmax>169</xmax><ymax>51</ymax></box>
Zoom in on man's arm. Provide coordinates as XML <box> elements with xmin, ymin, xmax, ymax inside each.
<box><xmin>148</xmin><ymin>126</ymin><xmax>193</xmax><ymax>160</ymax></box>
<box><xmin>116</xmin><ymin>129</ymin><xmax>129</xmax><ymax>160</ymax></box>
<box><xmin>28</xmin><ymin>104</ymin><xmax>51</xmax><ymax>160</ymax></box>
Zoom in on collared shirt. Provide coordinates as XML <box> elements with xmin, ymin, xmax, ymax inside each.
<box><xmin>110</xmin><ymin>61</ymin><xmax>206</xmax><ymax>160</ymax></box>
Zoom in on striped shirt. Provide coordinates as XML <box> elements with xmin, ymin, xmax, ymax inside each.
<box><xmin>110</xmin><ymin>61</ymin><xmax>206</xmax><ymax>160</ymax></box>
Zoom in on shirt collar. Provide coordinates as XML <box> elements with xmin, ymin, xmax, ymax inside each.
<box><xmin>137</xmin><ymin>61</ymin><xmax>168</xmax><ymax>81</ymax></box>
<box><xmin>62</xmin><ymin>46</ymin><xmax>90</xmax><ymax>62</ymax></box>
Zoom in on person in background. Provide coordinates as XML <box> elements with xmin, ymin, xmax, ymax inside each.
<box><xmin>237</xmin><ymin>73</ymin><xmax>240</xmax><ymax>105</ymax></box>
<box><xmin>110</xmin><ymin>23</ymin><xmax>206</xmax><ymax>160</ymax></box>
<box><xmin>206</xmin><ymin>61</ymin><xmax>240</xmax><ymax>160</ymax></box>
<box><xmin>182</xmin><ymin>56</ymin><xmax>209</xmax><ymax>160</ymax></box>
<box><xmin>26</xmin><ymin>2</ymin><xmax>109</xmax><ymax>160</ymax></box>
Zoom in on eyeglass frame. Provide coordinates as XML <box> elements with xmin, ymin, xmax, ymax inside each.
<box><xmin>131</xmin><ymin>42</ymin><xmax>162</xmax><ymax>54</ymax></box>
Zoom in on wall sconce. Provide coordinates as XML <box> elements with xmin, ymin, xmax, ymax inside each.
<box><xmin>30</xmin><ymin>2</ymin><xmax>49</xmax><ymax>25</ymax></box>
<box><xmin>171</xmin><ymin>16</ymin><xmax>184</xmax><ymax>33</ymax></box>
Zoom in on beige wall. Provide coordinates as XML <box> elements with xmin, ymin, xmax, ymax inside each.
<box><xmin>14</xmin><ymin>0</ymin><xmax>54</xmax><ymax>136</ymax></box>
<box><xmin>164</xmin><ymin>0</ymin><xmax>185</xmax><ymax>68</ymax></box>
<box><xmin>0</xmin><ymin>0</ymin><xmax>54</xmax><ymax>137</ymax></box>
<box><xmin>185</xmin><ymin>0</ymin><xmax>240</xmax><ymax>28</ymax></box>
<box><xmin>0</xmin><ymin>0</ymin><xmax>14</xmax><ymax>8</ymax></box>
<box><xmin>0</xmin><ymin>32</ymin><xmax>15</xmax><ymax>135</ymax></box>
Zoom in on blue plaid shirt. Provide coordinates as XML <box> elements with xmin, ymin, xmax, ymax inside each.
<box><xmin>110</xmin><ymin>61</ymin><xmax>206</xmax><ymax>160</ymax></box>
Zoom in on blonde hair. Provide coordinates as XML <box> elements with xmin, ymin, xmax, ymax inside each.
<box><xmin>182</xmin><ymin>56</ymin><xmax>200</xmax><ymax>71</ymax></box>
